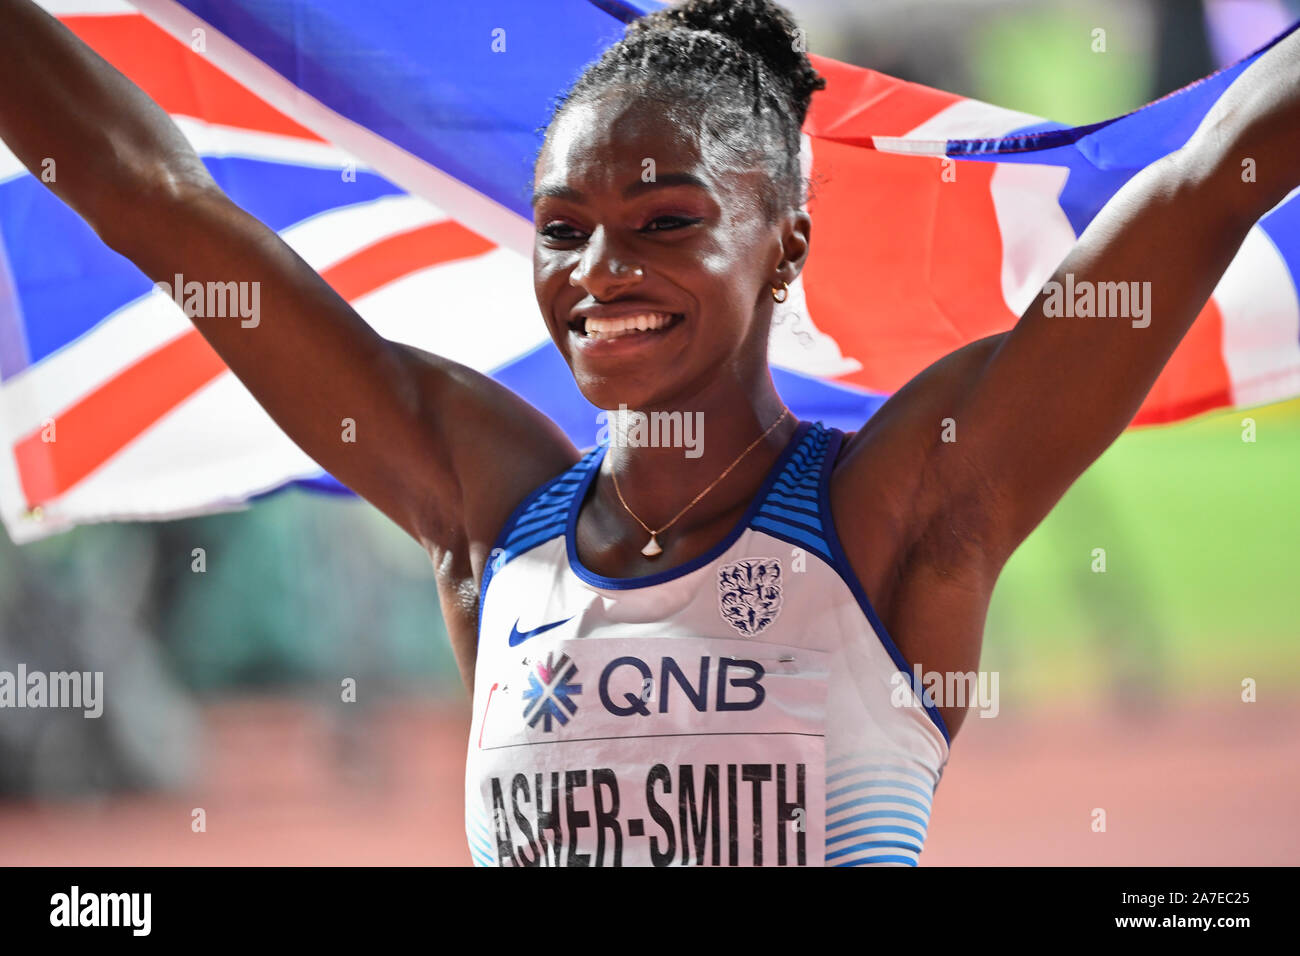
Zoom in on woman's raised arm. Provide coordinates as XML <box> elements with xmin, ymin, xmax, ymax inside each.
<box><xmin>925</xmin><ymin>27</ymin><xmax>1300</xmax><ymax>562</ymax></box>
<box><xmin>0</xmin><ymin>0</ymin><xmax>577</xmax><ymax>553</ymax></box>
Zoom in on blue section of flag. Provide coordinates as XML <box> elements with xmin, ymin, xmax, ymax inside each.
<box><xmin>0</xmin><ymin>156</ymin><xmax>403</xmax><ymax>371</ymax></box>
<box><xmin>0</xmin><ymin>176</ymin><xmax>149</xmax><ymax>373</ymax></box>
<box><xmin>1258</xmin><ymin>191</ymin><xmax>1300</xmax><ymax>320</ymax></box>
<box><xmin>172</xmin><ymin>0</ymin><xmax>666</xmax><ymax>220</ymax></box>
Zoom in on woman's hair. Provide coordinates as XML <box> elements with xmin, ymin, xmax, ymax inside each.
<box><xmin>547</xmin><ymin>0</ymin><xmax>826</xmax><ymax>218</ymax></box>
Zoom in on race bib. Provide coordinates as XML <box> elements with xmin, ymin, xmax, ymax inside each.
<box><xmin>473</xmin><ymin>635</ymin><xmax>829</xmax><ymax>866</ymax></box>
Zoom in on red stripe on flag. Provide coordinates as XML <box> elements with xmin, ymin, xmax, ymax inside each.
<box><xmin>1131</xmin><ymin>299</ymin><xmax>1233</xmax><ymax>425</ymax></box>
<box><xmin>802</xmin><ymin>138</ymin><xmax>1016</xmax><ymax>394</ymax></box>
<box><xmin>14</xmin><ymin>221</ymin><xmax>494</xmax><ymax>508</ymax></box>
<box><xmin>323</xmin><ymin>221</ymin><xmax>494</xmax><ymax>302</ymax></box>
<box><xmin>62</xmin><ymin>14</ymin><xmax>326</xmax><ymax>142</ymax></box>
<box><xmin>14</xmin><ymin>333</ymin><xmax>225</xmax><ymax>511</ymax></box>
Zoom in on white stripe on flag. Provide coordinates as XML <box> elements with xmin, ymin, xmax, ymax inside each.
<box><xmin>281</xmin><ymin>194</ymin><xmax>449</xmax><ymax>271</ymax></box>
<box><xmin>989</xmin><ymin>162</ymin><xmax>1075</xmax><ymax>316</ymax></box>
<box><xmin>874</xmin><ymin>98</ymin><xmax>1045</xmax><ymax>156</ymax></box>
<box><xmin>39</xmin><ymin>0</ymin><xmax>136</xmax><ymax>16</ymax></box>
<box><xmin>1</xmin><ymin>118</ymin><xmax>369</xmax><ymax>189</ymax></box>
<box><xmin>899</xmin><ymin>98</ymin><xmax>1045</xmax><ymax>142</ymax></box>
<box><xmin>1215</xmin><ymin>222</ymin><xmax>1300</xmax><ymax>409</ymax></box>
<box><xmin>170</xmin><ymin>117</ymin><xmax>367</xmax><ymax>171</ymax></box>
<box><xmin>349</xmin><ymin>247</ymin><xmax>549</xmax><ymax>374</ymax></box>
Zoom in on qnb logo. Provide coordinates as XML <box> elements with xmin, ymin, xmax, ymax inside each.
<box><xmin>599</xmin><ymin>656</ymin><xmax>765</xmax><ymax>717</ymax></box>
<box><xmin>521</xmin><ymin>652</ymin><xmax>582</xmax><ymax>732</ymax></box>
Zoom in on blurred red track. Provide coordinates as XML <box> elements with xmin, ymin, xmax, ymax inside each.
<box><xmin>0</xmin><ymin>697</ymin><xmax>1296</xmax><ymax>865</ymax></box>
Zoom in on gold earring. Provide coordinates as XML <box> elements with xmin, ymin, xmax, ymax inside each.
<box><xmin>771</xmin><ymin>280</ymin><xmax>789</xmax><ymax>303</ymax></box>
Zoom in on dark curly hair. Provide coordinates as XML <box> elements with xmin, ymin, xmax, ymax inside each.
<box><xmin>545</xmin><ymin>0</ymin><xmax>826</xmax><ymax>218</ymax></box>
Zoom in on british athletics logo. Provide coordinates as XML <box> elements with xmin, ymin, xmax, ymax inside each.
<box><xmin>521</xmin><ymin>652</ymin><xmax>582</xmax><ymax>732</ymax></box>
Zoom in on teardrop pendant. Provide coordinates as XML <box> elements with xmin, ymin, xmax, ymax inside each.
<box><xmin>641</xmin><ymin>534</ymin><xmax>663</xmax><ymax>558</ymax></box>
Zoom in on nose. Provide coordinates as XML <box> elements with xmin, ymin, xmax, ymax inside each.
<box><xmin>569</xmin><ymin>226</ymin><xmax>644</xmax><ymax>300</ymax></box>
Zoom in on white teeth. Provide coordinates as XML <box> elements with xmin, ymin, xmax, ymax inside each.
<box><xmin>581</xmin><ymin>312</ymin><xmax>675</xmax><ymax>339</ymax></box>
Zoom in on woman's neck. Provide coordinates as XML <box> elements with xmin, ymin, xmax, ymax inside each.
<box><xmin>591</xmin><ymin>375</ymin><xmax>796</xmax><ymax>549</ymax></box>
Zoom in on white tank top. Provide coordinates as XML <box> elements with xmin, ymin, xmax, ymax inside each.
<box><xmin>464</xmin><ymin>420</ymin><xmax>950</xmax><ymax>866</ymax></box>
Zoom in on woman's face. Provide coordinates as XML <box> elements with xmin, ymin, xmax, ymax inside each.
<box><xmin>532</xmin><ymin>90</ymin><xmax>808</xmax><ymax>412</ymax></box>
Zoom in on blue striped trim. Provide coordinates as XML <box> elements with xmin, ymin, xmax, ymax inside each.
<box><xmin>750</xmin><ymin>423</ymin><xmax>834</xmax><ymax>561</ymax></box>
<box><xmin>833</xmin><ymin>854</ymin><xmax>918</xmax><ymax>867</ymax></box>
<box><xmin>823</xmin><ymin>760</ymin><xmax>938</xmax><ymax>864</ymax></box>
<box><xmin>828</xmin><ymin>808</ymin><xmax>930</xmax><ymax>830</ymax></box>
<box><xmin>505</xmin><ymin>502</ymin><xmax>572</xmax><ymax>540</ymax></box>
<box><xmin>762</xmin><ymin>503</ymin><xmax>824</xmax><ymax>531</ymax></box>
<box><xmin>469</xmin><ymin>841</ymin><xmax>495</xmax><ymax>867</ymax></box>
<box><xmin>827</xmin><ymin>824</ymin><xmax>927</xmax><ymax>845</ymax></box>
<box><xmin>826</xmin><ymin>840</ymin><xmax>923</xmax><ymax>862</ymax></box>
<box><xmin>827</xmin><ymin>793</ymin><xmax>934</xmax><ymax>816</ymax></box>
<box><xmin>827</xmin><ymin>777</ymin><xmax>935</xmax><ymax>803</ymax></box>
<box><xmin>476</xmin><ymin>446</ymin><xmax>602</xmax><ymax>645</ymax></box>
<box><xmin>467</xmin><ymin>812</ymin><xmax>498</xmax><ymax>867</ymax></box>
<box><xmin>765</xmin><ymin>490</ymin><xmax>820</xmax><ymax>511</ymax></box>
<box><xmin>774</xmin><ymin>471</ymin><xmax>819</xmax><ymax>489</ymax></box>
<box><xmin>770</xmin><ymin>485</ymin><xmax>818</xmax><ymax>503</ymax></box>
<box><xmin>493</xmin><ymin>457</ymin><xmax>593</xmax><ymax>560</ymax></box>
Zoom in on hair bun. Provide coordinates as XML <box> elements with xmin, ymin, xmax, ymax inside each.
<box><xmin>654</xmin><ymin>0</ymin><xmax>825</xmax><ymax>122</ymax></box>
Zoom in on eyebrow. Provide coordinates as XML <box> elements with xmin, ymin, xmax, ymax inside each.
<box><xmin>531</xmin><ymin>171</ymin><xmax>710</xmax><ymax>207</ymax></box>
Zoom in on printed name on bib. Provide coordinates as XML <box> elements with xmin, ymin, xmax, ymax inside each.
<box><xmin>489</xmin><ymin>761</ymin><xmax>809</xmax><ymax>866</ymax></box>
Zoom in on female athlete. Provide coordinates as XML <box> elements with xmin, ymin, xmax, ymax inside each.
<box><xmin>1</xmin><ymin>0</ymin><xmax>1297</xmax><ymax>865</ymax></box>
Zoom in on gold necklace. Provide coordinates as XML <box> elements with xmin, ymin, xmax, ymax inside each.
<box><xmin>609</xmin><ymin>408</ymin><xmax>791</xmax><ymax>558</ymax></box>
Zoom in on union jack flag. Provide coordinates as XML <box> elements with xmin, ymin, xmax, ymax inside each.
<box><xmin>2</xmin><ymin>0</ymin><xmax>1297</xmax><ymax>542</ymax></box>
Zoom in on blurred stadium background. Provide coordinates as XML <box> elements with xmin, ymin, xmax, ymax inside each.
<box><xmin>1</xmin><ymin>0</ymin><xmax>1297</xmax><ymax>865</ymax></box>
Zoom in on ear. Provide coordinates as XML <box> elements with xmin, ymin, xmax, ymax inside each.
<box><xmin>773</xmin><ymin>209</ymin><xmax>812</xmax><ymax>286</ymax></box>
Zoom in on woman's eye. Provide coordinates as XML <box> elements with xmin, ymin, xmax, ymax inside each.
<box><xmin>540</xmin><ymin>222</ymin><xmax>585</xmax><ymax>241</ymax></box>
<box><xmin>642</xmin><ymin>215</ymin><xmax>697</xmax><ymax>233</ymax></box>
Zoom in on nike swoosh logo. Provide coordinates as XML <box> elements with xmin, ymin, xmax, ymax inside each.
<box><xmin>508</xmin><ymin>615</ymin><xmax>574</xmax><ymax>647</ymax></box>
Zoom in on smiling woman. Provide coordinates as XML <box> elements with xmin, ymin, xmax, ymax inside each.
<box><xmin>2</xmin><ymin>0</ymin><xmax>1299</xmax><ymax>868</ymax></box>
<box><xmin>531</xmin><ymin>1</ymin><xmax>821</xmax><ymax>415</ymax></box>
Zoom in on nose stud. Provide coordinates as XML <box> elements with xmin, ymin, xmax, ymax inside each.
<box><xmin>614</xmin><ymin>263</ymin><xmax>644</xmax><ymax>278</ymax></box>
